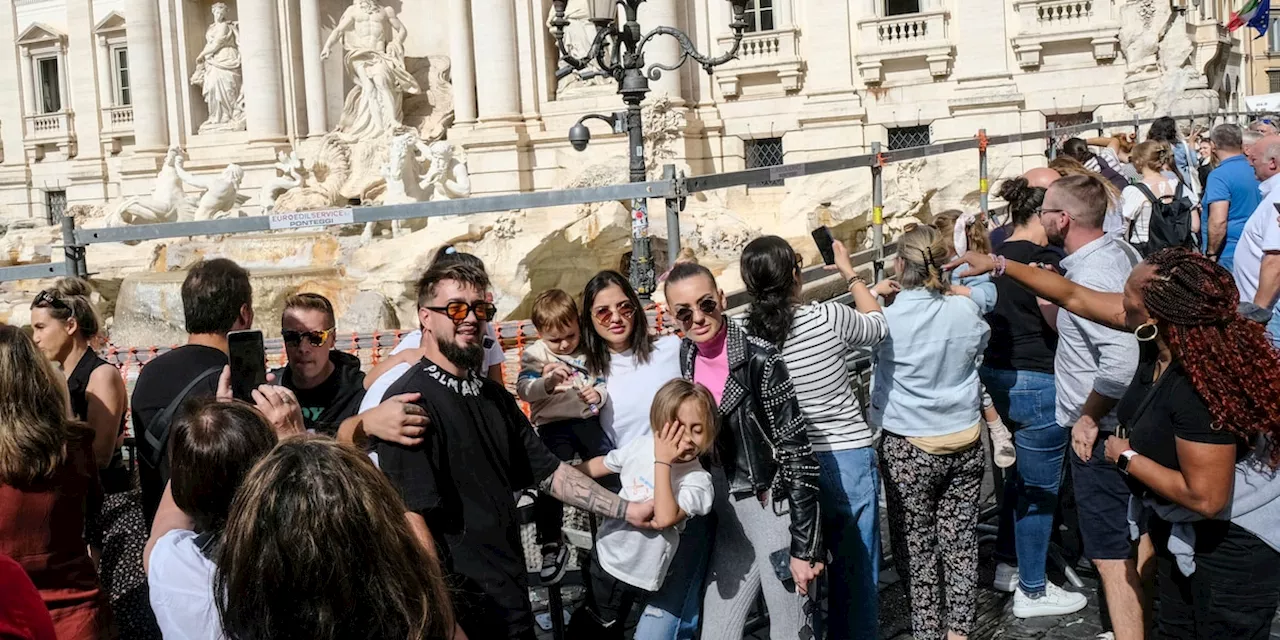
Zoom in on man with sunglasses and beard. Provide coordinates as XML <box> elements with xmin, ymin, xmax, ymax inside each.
<box><xmin>269</xmin><ymin>293</ymin><xmax>366</xmax><ymax>435</ymax></box>
<box><xmin>374</xmin><ymin>262</ymin><xmax>657</xmax><ymax>640</ymax></box>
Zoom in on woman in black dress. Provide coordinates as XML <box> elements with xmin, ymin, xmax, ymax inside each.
<box><xmin>31</xmin><ymin>278</ymin><xmax>160</xmax><ymax>638</ymax></box>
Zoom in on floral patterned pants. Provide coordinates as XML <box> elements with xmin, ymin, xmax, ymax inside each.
<box><xmin>880</xmin><ymin>433</ymin><xmax>984</xmax><ymax>639</ymax></box>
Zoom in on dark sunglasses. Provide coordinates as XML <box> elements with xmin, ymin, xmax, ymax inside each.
<box><xmin>33</xmin><ymin>290</ymin><xmax>70</xmax><ymax>310</ymax></box>
<box><xmin>674</xmin><ymin>297</ymin><xmax>720</xmax><ymax>324</ymax></box>
<box><xmin>425</xmin><ymin>301</ymin><xmax>497</xmax><ymax>324</ymax></box>
<box><xmin>592</xmin><ymin>300</ymin><xmax>636</xmax><ymax>324</ymax></box>
<box><xmin>282</xmin><ymin>328</ymin><xmax>336</xmax><ymax>347</ymax></box>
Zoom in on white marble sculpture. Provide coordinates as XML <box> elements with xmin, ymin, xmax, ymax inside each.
<box><xmin>191</xmin><ymin>3</ymin><xmax>245</xmax><ymax>133</ymax></box>
<box><xmin>107</xmin><ymin>148</ymin><xmax>194</xmax><ymax>226</ymax></box>
<box><xmin>360</xmin><ymin>134</ymin><xmax>471</xmax><ymax>242</ymax></box>
<box><xmin>174</xmin><ymin>156</ymin><xmax>248</xmax><ymax>221</ymax></box>
<box><xmin>258</xmin><ymin>150</ymin><xmax>305</xmax><ymax>212</ymax></box>
<box><xmin>322</xmin><ymin>0</ymin><xmax>420</xmax><ymax>140</ymax></box>
<box><xmin>422</xmin><ymin>141</ymin><xmax>471</xmax><ymax>201</ymax></box>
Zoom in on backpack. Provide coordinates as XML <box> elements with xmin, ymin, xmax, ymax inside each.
<box><xmin>140</xmin><ymin>367</ymin><xmax>222</xmax><ymax>479</ymax></box>
<box><xmin>1129</xmin><ymin>182</ymin><xmax>1196</xmax><ymax>257</ymax></box>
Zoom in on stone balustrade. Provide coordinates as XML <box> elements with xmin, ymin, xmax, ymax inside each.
<box><xmin>23</xmin><ymin>110</ymin><xmax>76</xmax><ymax>160</ymax></box>
<box><xmin>714</xmin><ymin>27</ymin><xmax>804</xmax><ymax>97</ymax></box>
<box><xmin>855</xmin><ymin>10</ymin><xmax>955</xmax><ymax>85</ymax></box>
<box><xmin>1011</xmin><ymin>0</ymin><xmax>1120</xmax><ymax>69</ymax></box>
<box><xmin>102</xmin><ymin>105</ymin><xmax>134</xmax><ymax>134</ymax></box>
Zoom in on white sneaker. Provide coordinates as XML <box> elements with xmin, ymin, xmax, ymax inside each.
<box><xmin>992</xmin><ymin>562</ymin><xmax>1018</xmax><ymax>593</ymax></box>
<box><xmin>1012</xmin><ymin>582</ymin><xmax>1088</xmax><ymax>618</ymax></box>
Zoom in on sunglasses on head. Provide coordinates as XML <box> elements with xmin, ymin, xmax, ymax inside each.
<box><xmin>282</xmin><ymin>327</ymin><xmax>335</xmax><ymax>347</ymax></box>
<box><xmin>33</xmin><ymin>290</ymin><xmax>69</xmax><ymax>311</ymax></box>
<box><xmin>425</xmin><ymin>300</ymin><xmax>497</xmax><ymax>324</ymax></box>
<box><xmin>674</xmin><ymin>297</ymin><xmax>719</xmax><ymax>324</ymax></box>
<box><xmin>593</xmin><ymin>300</ymin><xmax>636</xmax><ymax>324</ymax></box>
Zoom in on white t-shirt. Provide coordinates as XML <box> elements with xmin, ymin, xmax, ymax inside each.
<box><xmin>1234</xmin><ymin>175</ymin><xmax>1280</xmax><ymax>307</ymax></box>
<box><xmin>1120</xmin><ymin>178</ymin><xmax>1199</xmax><ymax>244</ymax></box>
<box><xmin>595</xmin><ymin>434</ymin><xmax>714</xmax><ymax>591</ymax></box>
<box><xmin>148</xmin><ymin>529</ymin><xmax>223</xmax><ymax>640</ymax></box>
<box><xmin>358</xmin><ymin>326</ymin><xmax>506</xmax><ymax>413</ymax></box>
<box><xmin>599</xmin><ymin>335</ymin><xmax>683</xmax><ymax>448</ymax></box>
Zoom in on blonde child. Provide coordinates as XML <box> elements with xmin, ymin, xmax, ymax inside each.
<box><xmin>566</xmin><ymin>379</ymin><xmax>717</xmax><ymax>639</ymax></box>
<box><xmin>934</xmin><ymin>211</ymin><xmax>1017</xmax><ymax>468</ymax></box>
<box><xmin>516</xmin><ymin>289</ymin><xmax>611</xmax><ymax>583</ymax></box>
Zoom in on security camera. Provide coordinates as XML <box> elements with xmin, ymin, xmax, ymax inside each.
<box><xmin>569</xmin><ymin>122</ymin><xmax>592</xmax><ymax>152</ymax></box>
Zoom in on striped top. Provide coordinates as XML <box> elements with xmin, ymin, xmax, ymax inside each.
<box><xmin>777</xmin><ymin>302</ymin><xmax>888</xmax><ymax>452</ymax></box>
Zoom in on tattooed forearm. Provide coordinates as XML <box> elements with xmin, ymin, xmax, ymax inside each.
<box><xmin>541</xmin><ymin>463</ymin><xmax>628</xmax><ymax>519</ymax></box>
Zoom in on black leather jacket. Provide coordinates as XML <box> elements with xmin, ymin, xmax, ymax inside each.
<box><xmin>680</xmin><ymin>321</ymin><xmax>824</xmax><ymax>562</ymax></box>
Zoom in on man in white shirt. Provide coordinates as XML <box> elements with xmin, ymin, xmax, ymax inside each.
<box><xmin>1233</xmin><ymin>135</ymin><xmax>1280</xmax><ymax>347</ymax></box>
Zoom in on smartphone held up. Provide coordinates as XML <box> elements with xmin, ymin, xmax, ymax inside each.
<box><xmin>227</xmin><ymin>330</ymin><xmax>268</xmax><ymax>403</ymax></box>
<box><xmin>811</xmin><ymin>226</ymin><xmax>836</xmax><ymax>266</ymax></box>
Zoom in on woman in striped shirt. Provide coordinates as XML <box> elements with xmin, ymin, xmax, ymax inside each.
<box><xmin>740</xmin><ymin>235</ymin><xmax>891</xmax><ymax>640</ymax></box>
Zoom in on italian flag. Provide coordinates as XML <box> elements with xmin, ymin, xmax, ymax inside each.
<box><xmin>1228</xmin><ymin>0</ymin><xmax>1271</xmax><ymax>34</ymax></box>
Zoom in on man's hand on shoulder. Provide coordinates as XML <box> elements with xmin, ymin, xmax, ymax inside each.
<box><xmin>363</xmin><ymin>393</ymin><xmax>429</xmax><ymax>446</ymax></box>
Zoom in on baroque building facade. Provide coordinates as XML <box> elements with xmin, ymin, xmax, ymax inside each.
<box><xmin>0</xmin><ymin>0</ymin><xmax>1247</xmax><ymax>223</ymax></box>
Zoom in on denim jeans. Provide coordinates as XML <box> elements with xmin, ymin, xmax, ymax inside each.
<box><xmin>632</xmin><ymin>514</ymin><xmax>713</xmax><ymax>640</ymax></box>
<box><xmin>1268</xmin><ymin>309</ymin><xmax>1280</xmax><ymax>349</ymax></box>
<box><xmin>981</xmin><ymin>367</ymin><xmax>1067</xmax><ymax>596</ymax></box>
<box><xmin>814</xmin><ymin>447</ymin><xmax>880</xmax><ymax>640</ymax></box>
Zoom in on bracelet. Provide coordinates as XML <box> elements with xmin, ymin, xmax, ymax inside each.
<box><xmin>990</xmin><ymin>253</ymin><xmax>1008</xmax><ymax>277</ymax></box>
<box><xmin>846</xmin><ymin>274</ymin><xmax>866</xmax><ymax>290</ymax></box>
<box><xmin>655</xmin><ymin>461</ymin><xmax>672</xmax><ymax>468</ymax></box>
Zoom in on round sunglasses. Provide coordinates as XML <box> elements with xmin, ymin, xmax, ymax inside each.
<box><xmin>592</xmin><ymin>300</ymin><xmax>636</xmax><ymax>324</ymax></box>
<box><xmin>673</xmin><ymin>297</ymin><xmax>719</xmax><ymax>324</ymax></box>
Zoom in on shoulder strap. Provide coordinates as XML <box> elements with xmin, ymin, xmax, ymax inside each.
<box><xmin>1133</xmin><ymin>182</ymin><xmax>1160</xmax><ymax>205</ymax></box>
<box><xmin>141</xmin><ymin>367</ymin><xmax>223</xmax><ymax>468</ymax></box>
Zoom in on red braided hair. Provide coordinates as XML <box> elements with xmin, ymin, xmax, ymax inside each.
<box><xmin>1142</xmin><ymin>249</ymin><xmax>1280</xmax><ymax>465</ymax></box>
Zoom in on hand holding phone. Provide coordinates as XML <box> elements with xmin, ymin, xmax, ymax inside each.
<box><xmin>811</xmin><ymin>226</ymin><xmax>836</xmax><ymax>266</ymax></box>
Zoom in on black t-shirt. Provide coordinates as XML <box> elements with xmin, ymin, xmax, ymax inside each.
<box><xmin>67</xmin><ymin>350</ymin><xmax>131</xmax><ymax>493</ymax></box>
<box><xmin>292</xmin><ymin>370</ymin><xmax>341</xmax><ymax>430</ymax></box>
<box><xmin>374</xmin><ymin>358</ymin><xmax>562</xmax><ymax>639</ymax></box>
<box><xmin>984</xmin><ymin>240</ymin><xmax>1063</xmax><ymax>374</ymax></box>
<box><xmin>131</xmin><ymin>345</ymin><xmax>226</xmax><ymax>521</ymax></box>
<box><xmin>1118</xmin><ymin>348</ymin><xmax>1245</xmax><ymax>498</ymax></box>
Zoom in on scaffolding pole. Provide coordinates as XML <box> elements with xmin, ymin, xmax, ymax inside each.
<box><xmin>872</xmin><ymin>141</ymin><xmax>884</xmax><ymax>282</ymax></box>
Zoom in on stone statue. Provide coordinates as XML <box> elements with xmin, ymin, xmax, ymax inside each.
<box><xmin>547</xmin><ymin>0</ymin><xmax>612</xmax><ymax>97</ymax></box>
<box><xmin>107</xmin><ymin>147</ymin><xmax>194</xmax><ymax>226</ymax></box>
<box><xmin>191</xmin><ymin>2</ymin><xmax>245</xmax><ymax>133</ymax></box>
<box><xmin>174</xmin><ymin>155</ymin><xmax>248</xmax><ymax>221</ymax></box>
<box><xmin>259</xmin><ymin>151</ymin><xmax>306</xmax><ymax>212</ymax></box>
<box><xmin>422</xmin><ymin>141</ymin><xmax>471</xmax><ymax>201</ymax></box>
<box><xmin>321</xmin><ymin>0</ymin><xmax>420</xmax><ymax>140</ymax></box>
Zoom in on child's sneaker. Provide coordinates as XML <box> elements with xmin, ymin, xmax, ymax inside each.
<box><xmin>988</xmin><ymin>417</ymin><xmax>1017</xmax><ymax>468</ymax></box>
<box><xmin>540</xmin><ymin>543</ymin><xmax>569</xmax><ymax>585</ymax></box>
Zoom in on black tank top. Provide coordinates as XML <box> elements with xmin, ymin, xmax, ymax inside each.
<box><xmin>67</xmin><ymin>350</ymin><xmax>131</xmax><ymax>493</ymax></box>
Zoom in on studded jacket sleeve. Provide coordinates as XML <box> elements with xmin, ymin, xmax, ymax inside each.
<box><xmin>758</xmin><ymin>351</ymin><xmax>825</xmax><ymax>562</ymax></box>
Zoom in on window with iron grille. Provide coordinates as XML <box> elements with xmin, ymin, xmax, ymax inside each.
<box><xmin>746</xmin><ymin>137</ymin><xmax>785</xmax><ymax>188</ymax></box>
<box><xmin>1270</xmin><ymin>71</ymin><xmax>1280</xmax><ymax>94</ymax></box>
<box><xmin>45</xmin><ymin>190</ymin><xmax>66</xmax><ymax>226</ymax></box>
<box><xmin>884</xmin><ymin>0</ymin><xmax>921</xmax><ymax>16</ymax></box>
<box><xmin>887</xmin><ymin>125</ymin><xmax>931</xmax><ymax>150</ymax></box>
<box><xmin>743</xmin><ymin>0</ymin><xmax>775</xmax><ymax>33</ymax></box>
<box><xmin>1046</xmin><ymin>111</ymin><xmax>1095</xmax><ymax>147</ymax></box>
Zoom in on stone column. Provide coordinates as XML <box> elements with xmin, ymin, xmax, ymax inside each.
<box><xmin>299</xmin><ymin>0</ymin><xmax>327</xmax><ymax>136</ymax></box>
<box><xmin>804</xmin><ymin>0</ymin><xmax>856</xmax><ymax>96</ymax></box>
<box><xmin>638</xmin><ymin>0</ymin><xmax>683</xmax><ymax>99</ymax></box>
<box><xmin>96</xmin><ymin>36</ymin><xmax>113</xmax><ymax>107</ymax></box>
<box><xmin>19</xmin><ymin>51</ymin><xmax>36</xmax><ymax>115</ymax></box>
<box><xmin>470</xmin><ymin>0</ymin><xmax>520</xmax><ymax>122</ymax></box>
<box><xmin>450</xmin><ymin>0</ymin><xmax>477</xmax><ymax>124</ymax></box>
<box><xmin>237</xmin><ymin>0</ymin><xmax>287</xmax><ymax>142</ymax></box>
<box><xmin>124</xmin><ymin>0</ymin><xmax>169</xmax><ymax>151</ymax></box>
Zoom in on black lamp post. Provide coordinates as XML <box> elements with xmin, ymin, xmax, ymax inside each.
<box><xmin>550</xmin><ymin>0</ymin><xmax>749</xmax><ymax>300</ymax></box>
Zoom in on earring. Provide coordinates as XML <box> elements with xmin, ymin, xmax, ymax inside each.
<box><xmin>1134</xmin><ymin>321</ymin><xmax>1159</xmax><ymax>342</ymax></box>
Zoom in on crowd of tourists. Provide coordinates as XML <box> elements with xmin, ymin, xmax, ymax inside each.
<box><xmin>3</xmin><ymin>117</ymin><xmax>1280</xmax><ymax>640</ymax></box>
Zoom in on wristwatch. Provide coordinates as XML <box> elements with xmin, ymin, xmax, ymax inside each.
<box><xmin>1117</xmin><ymin>449</ymin><xmax>1138</xmax><ymax>475</ymax></box>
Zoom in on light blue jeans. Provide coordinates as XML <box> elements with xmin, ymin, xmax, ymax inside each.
<box><xmin>815</xmin><ymin>447</ymin><xmax>880</xmax><ymax>640</ymax></box>
<box><xmin>1268</xmin><ymin>309</ymin><xmax>1280</xmax><ymax>349</ymax></box>
<box><xmin>982</xmin><ymin>367</ymin><xmax>1066</xmax><ymax>596</ymax></box>
<box><xmin>632</xmin><ymin>514</ymin><xmax>712</xmax><ymax>640</ymax></box>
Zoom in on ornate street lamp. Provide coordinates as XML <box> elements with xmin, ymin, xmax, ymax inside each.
<box><xmin>550</xmin><ymin>0</ymin><xmax>749</xmax><ymax>300</ymax></box>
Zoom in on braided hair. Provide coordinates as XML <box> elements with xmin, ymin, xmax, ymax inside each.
<box><xmin>1142</xmin><ymin>249</ymin><xmax>1280</xmax><ymax>465</ymax></box>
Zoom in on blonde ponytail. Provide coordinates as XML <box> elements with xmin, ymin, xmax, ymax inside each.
<box><xmin>897</xmin><ymin>225</ymin><xmax>950</xmax><ymax>294</ymax></box>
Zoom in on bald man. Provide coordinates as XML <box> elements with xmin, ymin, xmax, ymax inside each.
<box><xmin>1233</xmin><ymin>134</ymin><xmax>1280</xmax><ymax>346</ymax></box>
